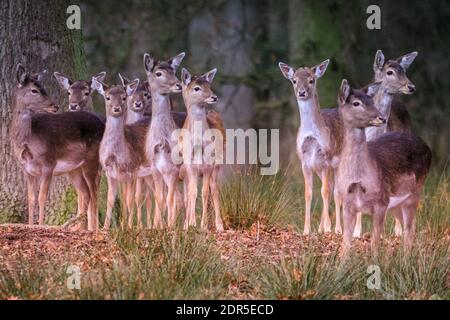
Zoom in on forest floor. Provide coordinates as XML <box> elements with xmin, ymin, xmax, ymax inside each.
<box><xmin>0</xmin><ymin>222</ymin><xmax>448</xmax><ymax>300</ymax></box>
<box><xmin>0</xmin><ymin>170</ymin><xmax>448</xmax><ymax>299</ymax></box>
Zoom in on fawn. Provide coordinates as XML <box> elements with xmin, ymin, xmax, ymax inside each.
<box><xmin>180</xmin><ymin>68</ymin><xmax>225</xmax><ymax>231</ymax></box>
<box><xmin>279</xmin><ymin>59</ymin><xmax>342</xmax><ymax>235</ymax></box>
<box><xmin>92</xmin><ymin>76</ymin><xmax>149</xmax><ymax>230</ymax></box>
<box><xmin>11</xmin><ymin>64</ymin><xmax>104</xmax><ymax>230</ymax></box>
<box><xmin>118</xmin><ymin>73</ymin><xmax>153</xmax><ymax>228</ymax></box>
<box><xmin>335</xmin><ymin>79</ymin><xmax>431</xmax><ymax>254</ymax></box>
<box><xmin>352</xmin><ymin>50</ymin><xmax>418</xmax><ymax>238</ymax></box>
<box><xmin>143</xmin><ymin>52</ymin><xmax>185</xmax><ymax>229</ymax></box>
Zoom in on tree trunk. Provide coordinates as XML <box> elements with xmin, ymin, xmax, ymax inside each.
<box><xmin>0</xmin><ymin>0</ymin><xmax>87</xmax><ymax>223</ymax></box>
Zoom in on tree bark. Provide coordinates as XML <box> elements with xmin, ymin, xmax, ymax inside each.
<box><xmin>0</xmin><ymin>0</ymin><xmax>87</xmax><ymax>223</ymax></box>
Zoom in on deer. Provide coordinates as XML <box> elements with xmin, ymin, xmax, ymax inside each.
<box><xmin>91</xmin><ymin>76</ymin><xmax>150</xmax><ymax>230</ymax></box>
<box><xmin>143</xmin><ymin>52</ymin><xmax>186</xmax><ymax>229</ymax></box>
<box><xmin>116</xmin><ymin>73</ymin><xmax>153</xmax><ymax>228</ymax></box>
<box><xmin>11</xmin><ymin>64</ymin><xmax>105</xmax><ymax>231</ymax></box>
<box><xmin>278</xmin><ymin>59</ymin><xmax>342</xmax><ymax>235</ymax></box>
<box><xmin>335</xmin><ymin>79</ymin><xmax>431</xmax><ymax>255</ymax></box>
<box><xmin>117</xmin><ymin>72</ymin><xmax>188</xmax><ymax>229</ymax></box>
<box><xmin>179</xmin><ymin>68</ymin><xmax>225</xmax><ymax>231</ymax></box>
<box><xmin>53</xmin><ymin>71</ymin><xmax>107</xmax><ymax>228</ymax></box>
<box><xmin>351</xmin><ymin>50</ymin><xmax>419</xmax><ymax>238</ymax></box>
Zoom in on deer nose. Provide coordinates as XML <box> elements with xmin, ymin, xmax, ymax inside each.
<box><xmin>69</xmin><ymin>103</ymin><xmax>79</xmax><ymax>111</ymax></box>
<box><xmin>298</xmin><ymin>90</ymin><xmax>307</xmax><ymax>98</ymax></box>
<box><xmin>113</xmin><ymin>106</ymin><xmax>121</xmax><ymax>113</ymax></box>
<box><xmin>135</xmin><ymin>102</ymin><xmax>143</xmax><ymax>108</ymax></box>
<box><xmin>174</xmin><ymin>83</ymin><xmax>182</xmax><ymax>91</ymax></box>
<box><xmin>210</xmin><ymin>96</ymin><xmax>218</xmax><ymax>103</ymax></box>
<box><xmin>407</xmin><ymin>84</ymin><xmax>416</xmax><ymax>93</ymax></box>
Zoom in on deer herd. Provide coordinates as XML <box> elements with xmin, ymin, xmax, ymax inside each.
<box><xmin>10</xmin><ymin>49</ymin><xmax>431</xmax><ymax>255</ymax></box>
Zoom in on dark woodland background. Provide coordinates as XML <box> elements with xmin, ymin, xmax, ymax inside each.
<box><xmin>79</xmin><ymin>0</ymin><xmax>450</xmax><ymax>165</ymax></box>
<box><xmin>0</xmin><ymin>0</ymin><xmax>449</xmax><ymax>222</ymax></box>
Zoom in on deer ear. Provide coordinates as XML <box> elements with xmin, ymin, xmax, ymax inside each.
<box><xmin>278</xmin><ymin>62</ymin><xmax>294</xmax><ymax>80</ymax></box>
<box><xmin>34</xmin><ymin>70</ymin><xmax>47</xmax><ymax>82</ymax></box>
<box><xmin>126</xmin><ymin>79</ymin><xmax>140</xmax><ymax>96</ymax></box>
<box><xmin>144</xmin><ymin>53</ymin><xmax>155</xmax><ymax>73</ymax></box>
<box><xmin>169</xmin><ymin>52</ymin><xmax>186</xmax><ymax>70</ymax></box>
<box><xmin>397</xmin><ymin>51</ymin><xmax>418</xmax><ymax>70</ymax></box>
<box><xmin>374</xmin><ymin>50</ymin><xmax>385</xmax><ymax>71</ymax></box>
<box><xmin>338</xmin><ymin>79</ymin><xmax>351</xmax><ymax>104</ymax></box>
<box><xmin>53</xmin><ymin>72</ymin><xmax>72</xmax><ymax>90</ymax></box>
<box><xmin>91</xmin><ymin>77</ymin><xmax>106</xmax><ymax>96</ymax></box>
<box><xmin>95</xmin><ymin>71</ymin><xmax>106</xmax><ymax>83</ymax></box>
<box><xmin>16</xmin><ymin>63</ymin><xmax>29</xmax><ymax>85</ymax></box>
<box><xmin>202</xmin><ymin>68</ymin><xmax>217</xmax><ymax>83</ymax></box>
<box><xmin>366</xmin><ymin>81</ymin><xmax>382</xmax><ymax>97</ymax></box>
<box><xmin>313</xmin><ymin>59</ymin><xmax>329</xmax><ymax>78</ymax></box>
<box><xmin>118</xmin><ymin>73</ymin><xmax>131</xmax><ymax>87</ymax></box>
<box><xmin>181</xmin><ymin>68</ymin><xmax>192</xmax><ymax>86</ymax></box>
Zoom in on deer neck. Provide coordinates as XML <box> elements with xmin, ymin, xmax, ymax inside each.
<box><xmin>365</xmin><ymin>87</ymin><xmax>394</xmax><ymax>141</ymax></box>
<box><xmin>340</xmin><ymin>126</ymin><xmax>373</xmax><ymax>178</ymax></box>
<box><xmin>125</xmin><ymin>108</ymin><xmax>144</xmax><ymax>125</ymax></box>
<box><xmin>104</xmin><ymin>115</ymin><xmax>126</xmax><ymax>145</ymax></box>
<box><xmin>185</xmin><ymin>104</ymin><xmax>208</xmax><ymax>131</ymax></box>
<box><xmin>297</xmin><ymin>93</ymin><xmax>329</xmax><ymax>144</ymax></box>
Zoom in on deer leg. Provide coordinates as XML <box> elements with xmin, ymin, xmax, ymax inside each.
<box><xmin>81</xmin><ymin>165</ymin><xmax>100</xmax><ymax>231</ymax></box>
<box><xmin>127</xmin><ymin>179</ymin><xmax>136</xmax><ymax>229</ymax></box>
<box><xmin>371</xmin><ymin>207</ymin><xmax>387</xmax><ymax>255</ymax></box>
<box><xmin>201</xmin><ymin>171</ymin><xmax>211</xmax><ymax>230</ymax></box>
<box><xmin>37</xmin><ymin>172</ymin><xmax>52</xmax><ymax>225</ymax></box>
<box><xmin>333</xmin><ymin>186</ymin><xmax>343</xmax><ymax>234</ymax></box>
<box><xmin>318</xmin><ymin>169</ymin><xmax>332</xmax><ymax>233</ymax></box>
<box><xmin>211</xmin><ymin>168</ymin><xmax>224</xmax><ymax>232</ymax></box>
<box><xmin>103</xmin><ymin>176</ymin><xmax>118</xmax><ymax>230</ymax></box>
<box><xmin>186</xmin><ymin>170</ymin><xmax>198</xmax><ymax>230</ymax></box>
<box><xmin>135</xmin><ymin>178</ymin><xmax>144</xmax><ymax>229</ymax></box>
<box><xmin>144</xmin><ymin>176</ymin><xmax>155</xmax><ymax>229</ymax></box>
<box><xmin>26</xmin><ymin>173</ymin><xmax>37</xmax><ymax>225</ymax></box>
<box><xmin>68</xmin><ymin>170</ymin><xmax>90</xmax><ymax>230</ymax></box>
<box><xmin>402</xmin><ymin>195</ymin><xmax>419</xmax><ymax>250</ymax></box>
<box><xmin>353</xmin><ymin>212</ymin><xmax>363</xmax><ymax>238</ymax></box>
<box><xmin>166</xmin><ymin>174</ymin><xmax>178</xmax><ymax>228</ymax></box>
<box><xmin>391</xmin><ymin>206</ymin><xmax>403</xmax><ymax>237</ymax></box>
<box><xmin>341</xmin><ymin>205</ymin><xmax>357</xmax><ymax>257</ymax></box>
<box><xmin>301</xmin><ymin>165</ymin><xmax>313</xmax><ymax>235</ymax></box>
<box><xmin>152</xmin><ymin>172</ymin><xmax>165</xmax><ymax>229</ymax></box>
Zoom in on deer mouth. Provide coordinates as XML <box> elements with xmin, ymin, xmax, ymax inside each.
<box><xmin>171</xmin><ymin>83</ymin><xmax>182</xmax><ymax>93</ymax></box>
<box><xmin>369</xmin><ymin>116</ymin><xmax>386</xmax><ymax>127</ymax></box>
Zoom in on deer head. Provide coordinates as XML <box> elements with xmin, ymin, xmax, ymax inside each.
<box><xmin>118</xmin><ymin>73</ymin><xmax>151</xmax><ymax>114</ymax></box>
<box><xmin>373</xmin><ymin>50</ymin><xmax>417</xmax><ymax>95</ymax></box>
<box><xmin>92</xmin><ymin>77</ymin><xmax>139</xmax><ymax>118</ymax></box>
<box><xmin>338</xmin><ymin>79</ymin><xmax>384</xmax><ymax>129</ymax></box>
<box><xmin>143</xmin><ymin>52</ymin><xmax>185</xmax><ymax>95</ymax></box>
<box><xmin>54</xmin><ymin>71</ymin><xmax>106</xmax><ymax>111</ymax></box>
<box><xmin>279</xmin><ymin>59</ymin><xmax>329</xmax><ymax>100</ymax></box>
<box><xmin>14</xmin><ymin>63</ymin><xmax>59</xmax><ymax>114</ymax></box>
<box><xmin>181</xmin><ymin>68</ymin><xmax>218</xmax><ymax>108</ymax></box>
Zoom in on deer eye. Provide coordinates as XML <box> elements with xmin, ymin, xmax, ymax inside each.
<box><xmin>31</xmin><ymin>89</ymin><xmax>39</xmax><ymax>94</ymax></box>
<box><xmin>67</xmin><ymin>91</ymin><xmax>71</xmax><ymax>95</ymax></box>
<box><xmin>155</xmin><ymin>71</ymin><xmax>162</xmax><ymax>77</ymax></box>
<box><xmin>387</xmin><ymin>70</ymin><xmax>394</xmax><ymax>76</ymax></box>
<box><xmin>352</xmin><ymin>101</ymin><xmax>360</xmax><ymax>107</ymax></box>
<box><xmin>106</xmin><ymin>97</ymin><xmax>110</xmax><ymax>101</ymax></box>
<box><xmin>292</xmin><ymin>79</ymin><xmax>297</xmax><ymax>84</ymax></box>
<box><xmin>309</xmin><ymin>79</ymin><xmax>314</xmax><ymax>84</ymax></box>
<box><xmin>194</xmin><ymin>86</ymin><xmax>201</xmax><ymax>92</ymax></box>
<box><xmin>84</xmin><ymin>92</ymin><xmax>89</xmax><ymax>96</ymax></box>
<box><xmin>122</xmin><ymin>97</ymin><xmax>126</xmax><ymax>101</ymax></box>
<box><xmin>144</xmin><ymin>92</ymin><xmax>148</xmax><ymax>97</ymax></box>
